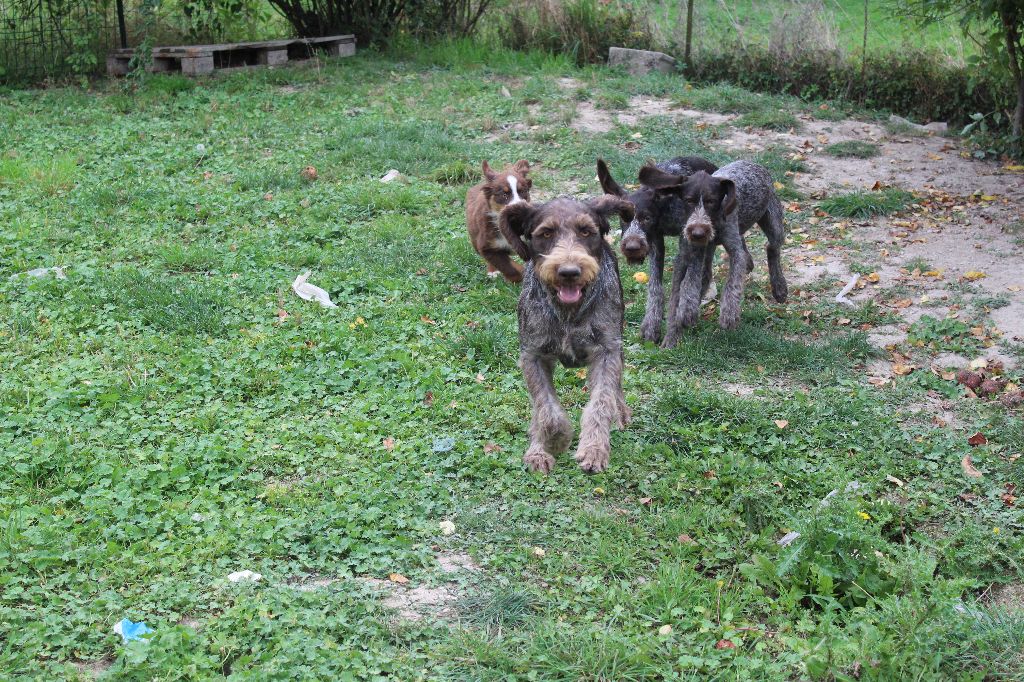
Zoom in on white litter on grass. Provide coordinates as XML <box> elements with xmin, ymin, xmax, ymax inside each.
<box><xmin>190</xmin><ymin>513</ymin><xmax>205</xmax><ymax>522</ymax></box>
<box><xmin>777</xmin><ymin>531</ymin><xmax>801</xmax><ymax>547</ymax></box>
<box><xmin>835</xmin><ymin>274</ymin><xmax>860</xmax><ymax>307</ymax></box>
<box><xmin>291</xmin><ymin>272</ymin><xmax>337</xmax><ymax>308</ymax></box>
<box><xmin>14</xmin><ymin>266</ymin><xmax>66</xmax><ymax>280</ymax></box>
<box><xmin>820</xmin><ymin>481</ymin><xmax>863</xmax><ymax>507</ymax></box>
<box><xmin>438</xmin><ymin>520</ymin><xmax>456</xmax><ymax>536</ymax></box>
<box><xmin>227</xmin><ymin>570</ymin><xmax>263</xmax><ymax>583</ymax></box>
<box><xmin>380</xmin><ymin>169</ymin><xmax>402</xmax><ymax>183</ymax></box>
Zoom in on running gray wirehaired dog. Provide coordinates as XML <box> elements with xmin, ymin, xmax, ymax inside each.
<box><xmin>639</xmin><ymin>160</ymin><xmax>788</xmax><ymax>347</ymax></box>
<box><xmin>499</xmin><ymin>194</ymin><xmax>634</xmax><ymax>474</ymax></box>
<box><xmin>597</xmin><ymin>156</ymin><xmax>718</xmax><ymax>344</ymax></box>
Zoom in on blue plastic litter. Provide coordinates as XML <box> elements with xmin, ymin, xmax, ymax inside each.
<box><xmin>432</xmin><ymin>437</ymin><xmax>455</xmax><ymax>452</ymax></box>
<box><xmin>115</xmin><ymin>618</ymin><xmax>154</xmax><ymax>642</ymax></box>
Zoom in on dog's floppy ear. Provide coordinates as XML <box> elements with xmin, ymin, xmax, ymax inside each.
<box><xmin>482</xmin><ymin>160</ymin><xmax>497</xmax><ymax>182</ymax></box>
<box><xmin>638</xmin><ymin>165</ymin><xmax>685</xmax><ymax>196</ymax></box>
<box><xmin>587</xmin><ymin>195</ymin><xmax>635</xmax><ymax>234</ymax></box>
<box><xmin>718</xmin><ymin>178</ymin><xmax>737</xmax><ymax>215</ymax></box>
<box><xmin>596</xmin><ymin>159</ymin><xmax>626</xmax><ymax>198</ymax></box>
<box><xmin>499</xmin><ymin>202</ymin><xmax>536</xmax><ymax>260</ymax></box>
<box><xmin>513</xmin><ymin>159</ymin><xmax>530</xmax><ymax>174</ymax></box>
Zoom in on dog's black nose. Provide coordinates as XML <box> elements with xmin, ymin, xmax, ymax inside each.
<box><xmin>690</xmin><ymin>227</ymin><xmax>708</xmax><ymax>241</ymax></box>
<box><xmin>557</xmin><ymin>264</ymin><xmax>582</xmax><ymax>280</ymax></box>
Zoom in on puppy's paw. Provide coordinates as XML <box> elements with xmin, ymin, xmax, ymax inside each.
<box><xmin>574</xmin><ymin>441</ymin><xmax>609</xmax><ymax>474</ymax></box>
<box><xmin>486</xmin><ymin>270</ymin><xmax>501</xmax><ymax>278</ymax></box>
<box><xmin>718</xmin><ymin>310</ymin><xmax>741</xmax><ymax>330</ymax></box>
<box><xmin>772</xmin><ymin>282</ymin><xmax>788</xmax><ymax>303</ymax></box>
<box><xmin>614</xmin><ymin>402</ymin><xmax>632</xmax><ymax>430</ymax></box>
<box><xmin>523</xmin><ymin>446</ymin><xmax>555</xmax><ymax>474</ymax></box>
<box><xmin>639</xmin><ymin>318</ymin><xmax>663</xmax><ymax>344</ymax></box>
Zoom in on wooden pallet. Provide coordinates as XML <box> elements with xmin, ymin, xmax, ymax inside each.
<box><xmin>107</xmin><ymin>35</ymin><xmax>355</xmax><ymax>76</ymax></box>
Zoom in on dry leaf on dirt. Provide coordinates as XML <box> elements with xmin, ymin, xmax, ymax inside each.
<box><xmin>716</xmin><ymin>639</ymin><xmax>737</xmax><ymax>650</ymax></box>
<box><xmin>961</xmin><ymin>455</ymin><xmax>983</xmax><ymax>478</ymax></box>
<box><xmin>962</xmin><ymin>271</ymin><xmax>987</xmax><ymax>281</ymax></box>
<box><xmin>774</xmin><ymin>419</ymin><xmax>789</xmax><ymax>429</ymax></box>
<box><xmin>389</xmin><ymin>573</ymin><xmax>410</xmax><ymax>584</ymax></box>
<box><xmin>968</xmin><ymin>432</ymin><xmax>988</xmax><ymax>447</ymax></box>
<box><xmin>885</xmin><ymin>475</ymin><xmax>905</xmax><ymax>487</ymax></box>
<box><xmin>483</xmin><ymin>442</ymin><xmax>503</xmax><ymax>454</ymax></box>
<box><xmin>383</xmin><ymin>437</ymin><xmax>395</xmax><ymax>451</ymax></box>
<box><xmin>677</xmin><ymin>534</ymin><xmax>696</xmax><ymax>545</ymax></box>
<box><xmin>892</xmin><ymin>364</ymin><xmax>914</xmax><ymax>376</ymax></box>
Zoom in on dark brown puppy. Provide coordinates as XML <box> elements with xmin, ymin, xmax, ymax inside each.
<box><xmin>499</xmin><ymin>195</ymin><xmax>634</xmax><ymax>474</ymax></box>
<box><xmin>465</xmin><ymin>160</ymin><xmax>532</xmax><ymax>282</ymax></box>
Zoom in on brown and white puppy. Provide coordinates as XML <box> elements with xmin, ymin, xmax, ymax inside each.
<box><xmin>465</xmin><ymin>160</ymin><xmax>532</xmax><ymax>282</ymax></box>
<box><xmin>498</xmin><ymin>195</ymin><xmax>634</xmax><ymax>474</ymax></box>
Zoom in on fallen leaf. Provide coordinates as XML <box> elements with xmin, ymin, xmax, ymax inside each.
<box><xmin>263</xmin><ymin>192</ymin><xmax>273</xmax><ymax>201</ymax></box>
<box><xmin>423</xmin><ymin>391</ymin><xmax>434</xmax><ymax>406</ymax></box>
<box><xmin>773</xmin><ymin>181</ymin><xmax>785</xmax><ymax>191</ymax></box>
<box><xmin>866</xmin><ymin>272</ymin><xmax>880</xmax><ymax>283</ymax></box>
<box><xmin>892</xmin><ymin>298</ymin><xmax>913</xmax><ymax>308</ymax></box>
<box><xmin>677</xmin><ymin>534</ymin><xmax>697</xmax><ymax>545</ymax></box>
<box><xmin>633</xmin><ymin>271</ymin><xmax>649</xmax><ymax>284</ymax></box>
<box><xmin>276</xmin><ymin>308</ymin><xmax>289</xmax><ymax>322</ymax></box>
<box><xmin>703</xmin><ymin>470</ymin><xmax>717</xmax><ymax>479</ymax></box>
<box><xmin>968</xmin><ymin>432</ymin><xmax>988</xmax><ymax>447</ymax></box>
<box><xmin>868</xmin><ymin>376</ymin><xmax>891</xmax><ymax>387</ymax></box>
<box><xmin>961</xmin><ymin>455</ymin><xmax>983</xmax><ymax>478</ymax></box>
<box><xmin>639</xmin><ymin>497</ymin><xmax>653</xmax><ymax>506</ymax></box>
<box><xmin>483</xmin><ymin>442</ymin><xmax>503</xmax><ymax>454</ymax></box>
<box><xmin>476</xmin><ymin>373</ymin><xmax>485</xmax><ymax>383</ymax></box>
<box><xmin>383</xmin><ymin>437</ymin><xmax>395</xmax><ymax>451</ymax></box>
<box><xmin>716</xmin><ymin>639</ymin><xmax>736</xmax><ymax>650</ymax></box>
<box><xmin>389</xmin><ymin>573</ymin><xmax>410</xmax><ymax>584</ymax></box>
<box><xmin>926</xmin><ymin>152</ymin><xmax>943</xmax><ymax>161</ymax></box>
<box><xmin>439</xmin><ymin>520</ymin><xmax>456</xmax><ymax>535</ymax></box>
<box><xmin>1003</xmin><ymin>164</ymin><xmax>1024</xmax><ymax>172</ymax></box>
<box><xmin>886</xmin><ymin>474</ymin><xmax>905</xmax><ymax>487</ymax></box>
<box><xmin>969</xmin><ymin>358</ymin><xmax>989</xmax><ymax>370</ymax></box>
<box><xmin>871</xmin><ymin>180</ymin><xmax>882</xmax><ymax>191</ymax></box>
<box><xmin>301</xmin><ymin>165</ymin><xmax>318</xmax><ymax>182</ymax></box>
<box><xmin>962</xmin><ymin>271</ymin><xmax>987</xmax><ymax>281</ymax></box>
<box><xmin>774</xmin><ymin>419</ymin><xmax>789</xmax><ymax>429</ymax></box>
<box><xmin>415</xmin><ymin>268</ymin><xmax>428</xmax><ymax>276</ymax></box>
<box><xmin>892</xmin><ymin>363</ymin><xmax>914</xmax><ymax>376</ymax></box>
<box><xmin>421</xmin><ymin>315</ymin><xmax>435</xmax><ymax>324</ymax></box>
<box><xmin>658</xmin><ymin>624</ymin><xmax>673</xmax><ymax>636</ymax></box>
<box><xmin>531</xmin><ymin>547</ymin><xmax>546</xmax><ymax>558</ymax></box>
<box><xmin>575</xmin><ymin>368</ymin><xmax>588</xmax><ymax>380</ymax></box>
<box><xmin>980</xmin><ymin>195</ymin><xmax>997</xmax><ymax>201</ymax></box>
<box><xmin>593</xmin><ymin>487</ymin><xmax>605</xmax><ymax>495</ymax></box>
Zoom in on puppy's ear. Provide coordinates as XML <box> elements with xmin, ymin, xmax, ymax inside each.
<box><xmin>587</xmin><ymin>195</ymin><xmax>635</xmax><ymax>233</ymax></box>
<box><xmin>499</xmin><ymin>202</ymin><xmax>535</xmax><ymax>260</ymax></box>
<box><xmin>638</xmin><ymin>165</ymin><xmax>685</xmax><ymax>196</ymax></box>
<box><xmin>718</xmin><ymin>179</ymin><xmax>737</xmax><ymax>215</ymax></box>
<box><xmin>482</xmin><ymin>160</ymin><xmax>497</xmax><ymax>182</ymax></box>
<box><xmin>596</xmin><ymin>159</ymin><xmax>626</xmax><ymax>198</ymax></box>
<box><xmin>513</xmin><ymin>159</ymin><xmax>530</xmax><ymax>174</ymax></box>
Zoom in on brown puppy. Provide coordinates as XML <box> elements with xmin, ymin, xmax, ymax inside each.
<box><xmin>466</xmin><ymin>160</ymin><xmax>532</xmax><ymax>282</ymax></box>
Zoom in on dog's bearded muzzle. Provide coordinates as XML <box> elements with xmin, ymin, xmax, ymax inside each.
<box><xmin>537</xmin><ymin>238</ymin><xmax>600</xmax><ymax>305</ymax></box>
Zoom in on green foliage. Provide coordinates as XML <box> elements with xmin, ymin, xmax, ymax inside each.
<box><xmin>825</xmin><ymin>140</ymin><xmax>881</xmax><ymax>158</ymax></box>
<box><xmin>736</xmin><ymin>108</ymin><xmax>801</xmax><ymax>131</ymax></box>
<box><xmin>907</xmin><ymin>315</ymin><xmax>982</xmax><ymax>354</ymax></box>
<box><xmin>819</xmin><ymin>188</ymin><xmax>916</xmax><ymax>218</ymax></box>
<box><xmin>497</xmin><ymin>0</ymin><xmax>656</xmax><ymax>65</ymax></box>
<box><xmin>1</xmin><ymin>50</ymin><xmax>1022</xmax><ymax>681</ymax></box>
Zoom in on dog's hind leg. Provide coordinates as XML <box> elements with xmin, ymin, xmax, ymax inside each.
<box><xmin>575</xmin><ymin>351</ymin><xmax>623</xmax><ymax>473</ymax></box>
<box><xmin>640</xmin><ymin>233</ymin><xmax>666</xmax><ymax>344</ymax></box>
<box><xmin>482</xmin><ymin>248</ymin><xmax>523</xmax><ymax>283</ymax></box>
<box><xmin>759</xmin><ymin>198</ymin><xmax>788</xmax><ymax>303</ymax></box>
<box><xmin>521</xmin><ymin>354</ymin><xmax>573</xmax><ymax>473</ymax></box>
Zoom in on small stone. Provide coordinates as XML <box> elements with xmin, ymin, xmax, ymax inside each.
<box><xmin>658</xmin><ymin>624</ymin><xmax>673</xmax><ymax>636</ymax></box>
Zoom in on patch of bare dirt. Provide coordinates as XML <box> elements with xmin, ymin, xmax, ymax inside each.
<box><xmin>989</xmin><ymin>582</ymin><xmax>1024</xmax><ymax>610</ymax></box>
<box><xmin>72</xmin><ymin>659</ymin><xmax>114</xmax><ymax>678</ymax></box>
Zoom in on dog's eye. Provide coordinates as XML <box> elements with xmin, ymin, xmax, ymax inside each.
<box><xmin>686</xmin><ymin>197</ymin><xmax>697</xmax><ymax>205</ymax></box>
<box><xmin>578</xmin><ymin>227</ymin><xmax>593</xmax><ymax>237</ymax></box>
<box><xmin>536</xmin><ymin>229</ymin><xmax>555</xmax><ymax>239</ymax></box>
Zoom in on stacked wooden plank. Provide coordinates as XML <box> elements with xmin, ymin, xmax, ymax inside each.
<box><xmin>107</xmin><ymin>35</ymin><xmax>355</xmax><ymax>76</ymax></box>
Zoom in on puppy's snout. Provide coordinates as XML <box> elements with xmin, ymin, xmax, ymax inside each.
<box><xmin>620</xmin><ymin>236</ymin><xmax>649</xmax><ymax>263</ymax></box>
<box><xmin>557</xmin><ymin>264</ymin><xmax>582</xmax><ymax>281</ymax></box>
<box><xmin>689</xmin><ymin>226</ymin><xmax>709</xmax><ymax>241</ymax></box>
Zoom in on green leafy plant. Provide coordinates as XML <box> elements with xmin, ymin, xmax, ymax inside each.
<box><xmin>819</xmin><ymin>188</ymin><xmax>915</xmax><ymax>218</ymax></box>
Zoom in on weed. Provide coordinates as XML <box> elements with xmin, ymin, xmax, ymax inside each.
<box><xmin>907</xmin><ymin>315</ymin><xmax>981</xmax><ymax>354</ymax></box>
<box><xmin>819</xmin><ymin>188</ymin><xmax>916</xmax><ymax>218</ymax></box>
<box><xmin>825</xmin><ymin>140</ymin><xmax>881</xmax><ymax>158</ymax></box>
<box><xmin>737</xmin><ymin>108</ymin><xmax>801</xmax><ymax>131</ymax></box>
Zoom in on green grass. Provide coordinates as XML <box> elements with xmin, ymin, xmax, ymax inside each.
<box><xmin>819</xmin><ymin>187</ymin><xmax>916</xmax><ymax>218</ymax></box>
<box><xmin>0</xmin><ymin>47</ymin><xmax>1020</xmax><ymax>681</ymax></box>
<box><xmin>736</xmin><ymin>108</ymin><xmax>801</xmax><ymax>132</ymax></box>
<box><xmin>826</xmin><ymin>140</ymin><xmax>882</xmax><ymax>158</ymax></box>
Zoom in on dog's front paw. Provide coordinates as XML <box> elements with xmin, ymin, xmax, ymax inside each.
<box><xmin>772</xmin><ymin>281</ymin><xmax>788</xmax><ymax>303</ymax></box>
<box><xmin>524</xmin><ymin>445</ymin><xmax>555</xmax><ymax>474</ymax></box>
<box><xmin>574</xmin><ymin>441</ymin><xmax>609</xmax><ymax>474</ymax></box>
<box><xmin>660</xmin><ymin>329</ymin><xmax>681</xmax><ymax>349</ymax></box>
<box><xmin>639</xmin><ymin>318</ymin><xmax>662</xmax><ymax>344</ymax></box>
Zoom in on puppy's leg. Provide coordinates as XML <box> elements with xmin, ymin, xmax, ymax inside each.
<box><xmin>575</xmin><ymin>351</ymin><xmax>623</xmax><ymax>474</ymax></box>
<box><xmin>718</xmin><ymin>218</ymin><xmax>748</xmax><ymax>330</ymax></box>
<box><xmin>482</xmin><ymin>248</ymin><xmax>523</xmax><ymax>283</ymax></box>
<box><xmin>699</xmin><ymin>245</ymin><xmax>716</xmax><ymax>301</ymax></box>
<box><xmin>759</xmin><ymin>198</ymin><xmax>788</xmax><ymax>303</ymax></box>
<box><xmin>640</xmin><ymin>233</ymin><xmax>666</xmax><ymax>344</ymax></box>
<box><xmin>663</xmin><ymin>244</ymin><xmax>706</xmax><ymax>348</ymax></box>
<box><xmin>521</xmin><ymin>354</ymin><xmax>572</xmax><ymax>473</ymax></box>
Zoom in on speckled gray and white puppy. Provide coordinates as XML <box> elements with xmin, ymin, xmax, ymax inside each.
<box><xmin>640</xmin><ymin>160</ymin><xmax>788</xmax><ymax>346</ymax></box>
<box><xmin>597</xmin><ymin>156</ymin><xmax>719</xmax><ymax>344</ymax></box>
<box><xmin>499</xmin><ymin>195</ymin><xmax>634</xmax><ymax>474</ymax></box>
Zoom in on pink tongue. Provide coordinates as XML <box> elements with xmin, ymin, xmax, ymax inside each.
<box><xmin>557</xmin><ymin>286</ymin><xmax>582</xmax><ymax>304</ymax></box>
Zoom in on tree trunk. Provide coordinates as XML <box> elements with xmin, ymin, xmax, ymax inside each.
<box><xmin>684</xmin><ymin>0</ymin><xmax>694</xmax><ymax>68</ymax></box>
<box><xmin>1000</xmin><ymin>8</ymin><xmax>1023</xmax><ymax>137</ymax></box>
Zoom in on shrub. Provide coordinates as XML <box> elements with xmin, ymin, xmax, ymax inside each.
<box><xmin>495</xmin><ymin>0</ymin><xmax>655</xmax><ymax>65</ymax></box>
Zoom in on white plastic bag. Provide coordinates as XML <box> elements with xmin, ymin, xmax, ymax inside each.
<box><xmin>291</xmin><ymin>272</ymin><xmax>337</xmax><ymax>309</ymax></box>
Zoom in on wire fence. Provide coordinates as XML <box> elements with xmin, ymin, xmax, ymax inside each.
<box><xmin>0</xmin><ymin>0</ymin><xmax>122</xmax><ymax>83</ymax></box>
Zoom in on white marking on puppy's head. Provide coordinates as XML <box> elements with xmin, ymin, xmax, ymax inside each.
<box><xmin>507</xmin><ymin>175</ymin><xmax>524</xmax><ymax>205</ymax></box>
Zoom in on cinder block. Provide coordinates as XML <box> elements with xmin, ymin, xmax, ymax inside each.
<box><xmin>327</xmin><ymin>41</ymin><xmax>356</xmax><ymax>58</ymax></box>
<box><xmin>259</xmin><ymin>49</ymin><xmax>288</xmax><ymax>66</ymax></box>
<box><xmin>181</xmin><ymin>55</ymin><xmax>214</xmax><ymax>75</ymax></box>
